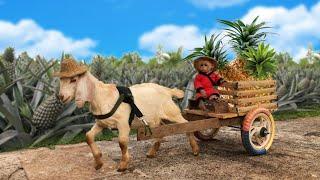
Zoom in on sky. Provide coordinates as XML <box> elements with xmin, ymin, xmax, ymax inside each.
<box><xmin>0</xmin><ymin>0</ymin><xmax>319</xmax><ymax>62</ymax></box>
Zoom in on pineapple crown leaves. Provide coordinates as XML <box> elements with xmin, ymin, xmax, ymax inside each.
<box><xmin>242</xmin><ymin>43</ymin><xmax>277</xmax><ymax>79</ymax></box>
<box><xmin>183</xmin><ymin>33</ymin><xmax>228</xmax><ymax>70</ymax></box>
<box><xmin>3</xmin><ymin>47</ymin><xmax>15</xmax><ymax>63</ymax></box>
<box><xmin>218</xmin><ymin>16</ymin><xmax>271</xmax><ymax>55</ymax></box>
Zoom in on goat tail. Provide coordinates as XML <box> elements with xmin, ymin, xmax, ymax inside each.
<box><xmin>170</xmin><ymin>88</ymin><xmax>184</xmax><ymax>99</ymax></box>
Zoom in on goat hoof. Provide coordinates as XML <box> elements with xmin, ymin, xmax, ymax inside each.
<box><xmin>146</xmin><ymin>154</ymin><xmax>156</xmax><ymax>158</ymax></box>
<box><xmin>192</xmin><ymin>147</ymin><xmax>200</xmax><ymax>156</ymax></box>
<box><xmin>117</xmin><ymin>161</ymin><xmax>128</xmax><ymax>172</ymax></box>
<box><xmin>117</xmin><ymin>167</ymin><xmax>127</xmax><ymax>172</ymax></box>
<box><xmin>95</xmin><ymin>162</ymin><xmax>103</xmax><ymax>170</ymax></box>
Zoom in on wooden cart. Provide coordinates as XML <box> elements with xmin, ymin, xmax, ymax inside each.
<box><xmin>136</xmin><ymin>80</ymin><xmax>277</xmax><ymax>155</ymax></box>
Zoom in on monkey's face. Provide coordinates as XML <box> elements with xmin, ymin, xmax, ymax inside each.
<box><xmin>198</xmin><ymin>60</ymin><xmax>214</xmax><ymax>74</ymax></box>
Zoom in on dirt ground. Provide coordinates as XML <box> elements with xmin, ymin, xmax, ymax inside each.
<box><xmin>0</xmin><ymin>117</ymin><xmax>319</xmax><ymax>180</ymax></box>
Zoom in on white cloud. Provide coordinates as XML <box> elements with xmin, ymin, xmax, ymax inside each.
<box><xmin>189</xmin><ymin>0</ymin><xmax>249</xmax><ymax>9</ymax></box>
<box><xmin>241</xmin><ymin>2</ymin><xmax>320</xmax><ymax>60</ymax></box>
<box><xmin>139</xmin><ymin>24</ymin><xmax>204</xmax><ymax>53</ymax></box>
<box><xmin>140</xmin><ymin>2</ymin><xmax>320</xmax><ymax>61</ymax></box>
<box><xmin>0</xmin><ymin>19</ymin><xmax>96</xmax><ymax>59</ymax></box>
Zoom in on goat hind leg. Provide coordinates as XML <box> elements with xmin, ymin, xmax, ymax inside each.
<box><xmin>86</xmin><ymin>124</ymin><xmax>103</xmax><ymax>170</ymax></box>
<box><xmin>147</xmin><ymin>138</ymin><xmax>162</xmax><ymax>158</ymax></box>
<box><xmin>165</xmin><ymin>113</ymin><xmax>200</xmax><ymax>156</ymax></box>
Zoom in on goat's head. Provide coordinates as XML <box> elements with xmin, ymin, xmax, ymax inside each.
<box><xmin>59</xmin><ymin>72</ymin><xmax>95</xmax><ymax>108</ymax></box>
<box><xmin>55</xmin><ymin>58</ymin><xmax>94</xmax><ymax>108</ymax></box>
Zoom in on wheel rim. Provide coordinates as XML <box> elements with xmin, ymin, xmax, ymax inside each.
<box><xmin>248</xmin><ymin>113</ymin><xmax>275</xmax><ymax>150</ymax></box>
<box><xmin>199</xmin><ymin>128</ymin><xmax>218</xmax><ymax>137</ymax></box>
<box><xmin>194</xmin><ymin>128</ymin><xmax>220</xmax><ymax>140</ymax></box>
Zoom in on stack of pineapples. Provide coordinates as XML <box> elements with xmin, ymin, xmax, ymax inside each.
<box><xmin>219</xmin><ymin>17</ymin><xmax>276</xmax><ymax>81</ymax></box>
<box><xmin>184</xmin><ymin>17</ymin><xmax>276</xmax><ymax>82</ymax></box>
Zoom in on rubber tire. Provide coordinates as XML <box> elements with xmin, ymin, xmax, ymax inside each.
<box><xmin>241</xmin><ymin>108</ymin><xmax>275</xmax><ymax>156</ymax></box>
<box><xmin>194</xmin><ymin>128</ymin><xmax>220</xmax><ymax>141</ymax></box>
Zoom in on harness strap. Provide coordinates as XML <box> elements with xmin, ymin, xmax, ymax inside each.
<box><xmin>92</xmin><ymin>94</ymin><xmax>125</xmax><ymax>120</ymax></box>
<box><xmin>92</xmin><ymin>86</ymin><xmax>152</xmax><ymax>135</ymax></box>
<box><xmin>92</xmin><ymin>86</ymin><xmax>143</xmax><ymax>125</ymax></box>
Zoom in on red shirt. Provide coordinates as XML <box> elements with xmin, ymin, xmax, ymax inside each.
<box><xmin>194</xmin><ymin>71</ymin><xmax>224</xmax><ymax>100</ymax></box>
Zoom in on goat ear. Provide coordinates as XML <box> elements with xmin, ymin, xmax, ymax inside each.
<box><xmin>85</xmin><ymin>75</ymin><xmax>95</xmax><ymax>101</ymax></box>
<box><xmin>75</xmin><ymin>73</ymin><xmax>95</xmax><ymax>105</ymax></box>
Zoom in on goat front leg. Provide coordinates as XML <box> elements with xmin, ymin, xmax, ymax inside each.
<box><xmin>117</xmin><ymin>122</ymin><xmax>130</xmax><ymax>172</ymax></box>
<box><xmin>86</xmin><ymin>124</ymin><xmax>103</xmax><ymax>170</ymax></box>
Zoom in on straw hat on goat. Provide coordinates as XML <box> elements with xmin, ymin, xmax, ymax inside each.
<box><xmin>193</xmin><ymin>56</ymin><xmax>218</xmax><ymax>71</ymax></box>
<box><xmin>53</xmin><ymin>58</ymin><xmax>88</xmax><ymax>78</ymax></box>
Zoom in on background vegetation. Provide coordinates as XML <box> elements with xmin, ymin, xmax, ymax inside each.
<box><xmin>0</xmin><ymin>17</ymin><xmax>319</xmax><ymax>152</ymax></box>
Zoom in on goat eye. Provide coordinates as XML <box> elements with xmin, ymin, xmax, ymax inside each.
<box><xmin>70</xmin><ymin>79</ymin><xmax>76</xmax><ymax>83</ymax></box>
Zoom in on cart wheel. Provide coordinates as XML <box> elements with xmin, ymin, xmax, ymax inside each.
<box><xmin>241</xmin><ymin>108</ymin><xmax>275</xmax><ymax>155</ymax></box>
<box><xmin>194</xmin><ymin>128</ymin><xmax>220</xmax><ymax>141</ymax></box>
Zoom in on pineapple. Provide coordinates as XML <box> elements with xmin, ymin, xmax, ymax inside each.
<box><xmin>31</xmin><ymin>94</ymin><xmax>64</xmax><ymax>131</ymax></box>
<box><xmin>183</xmin><ymin>34</ymin><xmax>228</xmax><ymax>71</ymax></box>
<box><xmin>90</xmin><ymin>55</ymin><xmax>107</xmax><ymax>80</ymax></box>
<box><xmin>2</xmin><ymin>47</ymin><xmax>16</xmax><ymax>81</ymax></box>
<box><xmin>218</xmin><ymin>58</ymin><xmax>252</xmax><ymax>81</ymax></box>
<box><xmin>218</xmin><ymin>17</ymin><xmax>270</xmax><ymax>81</ymax></box>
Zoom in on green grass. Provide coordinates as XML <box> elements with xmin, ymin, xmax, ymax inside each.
<box><xmin>273</xmin><ymin>105</ymin><xmax>320</xmax><ymax>121</ymax></box>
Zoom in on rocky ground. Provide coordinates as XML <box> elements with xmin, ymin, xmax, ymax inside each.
<box><xmin>0</xmin><ymin>117</ymin><xmax>319</xmax><ymax>180</ymax></box>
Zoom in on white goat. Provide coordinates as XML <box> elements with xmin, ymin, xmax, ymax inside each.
<box><xmin>58</xmin><ymin>71</ymin><xmax>200</xmax><ymax>171</ymax></box>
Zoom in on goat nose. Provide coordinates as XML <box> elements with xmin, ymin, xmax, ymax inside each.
<box><xmin>58</xmin><ymin>94</ymin><xmax>64</xmax><ymax>101</ymax></box>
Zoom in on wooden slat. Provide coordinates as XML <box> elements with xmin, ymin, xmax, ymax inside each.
<box><xmin>233</xmin><ymin>95</ymin><xmax>277</xmax><ymax>105</ymax></box>
<box><xmin>237</xmin><ymin>80</ymin><xmax>276</xmax><ymax>89</ymax></box>
<box><xmin>183</xmin><ymin>109</ymin><xmax>239</xmax><ymax>119</ymax></box>
<box><xmin>219</xmin><ymin>87</ymin><xmax>276</xmax><ymax>97</ymax></box>
<box><xmin>219</xmin><ymin>89</ymin><xmax>236</xmax><ymax>96</ymax></box>
<box><xmin>235</xmin><ymin>87</ymin><xmax>276</xmax><ymax>97</ymax></box>
<box><xmin>182</xmin><ymin>113</ymin><xmax>207</xmax><ymax>121</ymax></box>
<box><xmin>184</xmin><ymin>109</ymin><xmax>210</xmax><ymax>117</ymax></box>
<box><xmin>237</xmin><ymin>109</ymin><xmax>277</xmax><ymax>116</ymax></box>
<box><xmin>221</xmin><ymin>82</ymin><xmax>238</xmax><ymax>89</ymax></box>
<box><xmin>236</xmin><ymin>102</ymin><xmax>278</xmax><ymax>113</ymax></box>
<box><xmin>212</xmin><ymin>113</ymin><xmax>239</xmax><ymax>119</ymax></box>
<box><xmin>219</xmin><ymin>117</ymin><xmax>243</xmax><ymax>126</ymax></box>
<box><xmin>137</xmin><ymin>118</ymin><xmax>220</xmax><ymax>141</ymax></box>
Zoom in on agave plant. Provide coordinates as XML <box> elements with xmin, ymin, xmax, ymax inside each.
<box><xmin>274</xmin><ymin>52</ymin><xmax>297</xmax><ymax>67</ymax></box>
<box><xmin>242</xmin><ymin>43</ymin><xmax>277</xmax><ymax>79</ymax></box>
<box><xmin>0</xmin><ymin>50</ymin><xmax>91</xmax><ymax>151</ymax></box>
<box><xmin>184</xmin><ymin>34</ymin><xmax>228</xmax><ymax>70</ymax></box>
<box><xmin>275</xmin><ymin>65</ymin><xmax>320</xmax><ymax>111</ymax></box>
<box><xmin>218</xmin><ymin>16</ymin><xmax>270</xmax><ymax>56</ymax></box>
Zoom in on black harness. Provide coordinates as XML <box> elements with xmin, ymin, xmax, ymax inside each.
<box><xmin>92</xmin><ymin>86</ymin><xmax>143</xmax><ymax>126</ymax></box>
